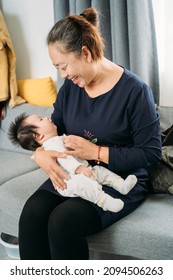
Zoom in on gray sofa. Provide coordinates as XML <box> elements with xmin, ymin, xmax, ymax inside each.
<box><xmin>0</xmin><ymin>102</ymin><xmax>173</xmax><ymax>260</ymax></box>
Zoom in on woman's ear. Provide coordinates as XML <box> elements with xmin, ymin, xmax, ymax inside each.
<box><xmin>82</xmin><ymin>46</ymin><xmax>92</xmax><ymax>62</ymax></box>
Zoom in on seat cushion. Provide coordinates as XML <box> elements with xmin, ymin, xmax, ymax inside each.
<box><xmin>88</xmin><ymin>194</ymin><xmax>173</xmax><ymax>260</ymax></box>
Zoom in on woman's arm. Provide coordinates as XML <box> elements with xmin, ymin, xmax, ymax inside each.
<box><xmin>108</xmin><ymin>85</ymin><xmax>162</xmax><ymax>172</ymax></box>
<box><xmin>34</xmin><ymin>147</ymin><xmax>69</xmax><ymax>189</ymax></box>
<box><xmin>109</xmin><ymin>115</ymin><xmax>161</xmax><ymax>172</ymax></box>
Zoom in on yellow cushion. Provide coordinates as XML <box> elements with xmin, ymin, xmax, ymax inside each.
<box><xmin>17</xmin><ymin>77</ymin><xmax>57</xmax><ymax>106</ymax></box>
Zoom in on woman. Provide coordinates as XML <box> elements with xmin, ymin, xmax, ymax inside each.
<box><xmin>19</xmin><ymin>7</ymin><xmax>161</xmax><ymax>259</ymax></box>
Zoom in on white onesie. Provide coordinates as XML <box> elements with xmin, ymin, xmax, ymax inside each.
<box><xmin>43</xmin><ymin>135</ymin><xmax>137</xmax><ymax>212</ymax></box>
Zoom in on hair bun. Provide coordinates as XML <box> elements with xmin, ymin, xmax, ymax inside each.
<box><xmin>80</xmin><ymin>7</ymin><xmax>99</xmax><ymax>28</ymax></box>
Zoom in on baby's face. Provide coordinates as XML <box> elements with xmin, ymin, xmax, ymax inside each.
<box><xmin>25</xmin><ymin>114</ymin><xmax>57</xmax><ymax>137</ymax></box>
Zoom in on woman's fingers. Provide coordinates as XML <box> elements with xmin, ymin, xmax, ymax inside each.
<box><xmin>34</xmin><ymin>148</ymin><xmax>68</xmax><ymax>189</ymax></box>
<box><xmin>64</xmin><ymin>135</ymin><xmax>97</xmax><ymax>160</ymax></box>
<box><xmin>49</xmin><ymin>166</ymin><xmax>68</xmax><ymax>190</ymax></box>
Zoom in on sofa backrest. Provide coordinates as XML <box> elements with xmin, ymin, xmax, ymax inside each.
<box><xmin>158</xmin><ymin>106</ymin><xmax>173</xmax><ymax>131</ymax></box>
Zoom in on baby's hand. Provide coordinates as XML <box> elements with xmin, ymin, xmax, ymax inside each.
<box><xmin>75</xmin><ymin>165</ymin><xmax>93</xmax><ymax>177</ymax></box>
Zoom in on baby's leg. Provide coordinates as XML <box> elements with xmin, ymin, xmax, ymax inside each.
<box><xmin>111</xmin><ymin>175</ymin><xmax>137</xmax><ymax>195</ymax></box>
<box><xmin>92</xmin><ymin>166</ymin><xmax>137</xmax><ymax>195</ymax></box>
<box><xmin>59</xmin><ymin>174</ymin><xmax>124</xmax><ymax>213</ymax></box>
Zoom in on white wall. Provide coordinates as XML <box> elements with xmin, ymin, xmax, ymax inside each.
<box><xmin>1</xmin><ymin>0</ymin><xmax>57</xmax><ymax>82</ymax></box>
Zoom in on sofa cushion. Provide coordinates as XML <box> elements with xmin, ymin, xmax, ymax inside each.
<box><xmin>17</xmin><ymin>77</ymin><xmax>57</xmax><ymax>106</ymax></box>
<box><xmin>0</xmin><ymin>150</ymin><xmax>39</xmax><ymax>185</ymax></box>
<box><xmin>0</xmin><ymin>103</ymin><xmax>53</xmax><ymax>153</ymax></box>
<box><xmin>0</xmin><ymin>169</ymin><xmax>48</xmax><ymax>236</ymax></box>
<box><xmin>88</xmin><ymin>194</ymin><xmax>173</xmax><ymax>260</ymax></box>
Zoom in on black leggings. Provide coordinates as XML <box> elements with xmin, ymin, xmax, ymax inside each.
<box><xmin>19</xmin><ymin>190</ymin><xmax>102</xmax><ymax>260</ymax></box>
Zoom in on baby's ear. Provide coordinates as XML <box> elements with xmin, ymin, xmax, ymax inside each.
<box><xmin>33</xmin><ymin>133</ymin><xmax>44</xmax><ymax>141</ymax></box>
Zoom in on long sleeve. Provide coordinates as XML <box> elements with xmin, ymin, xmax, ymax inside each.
<box><xmin>109</xmin><ymin>84</ymin><xmax>161</xmax><ymax>172</ymax></box>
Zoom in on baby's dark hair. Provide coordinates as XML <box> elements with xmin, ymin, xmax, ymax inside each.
<box><xmin>8</xmin><ymin>113</ymin><xmax>41</xmax><ymax>151</ymax></box>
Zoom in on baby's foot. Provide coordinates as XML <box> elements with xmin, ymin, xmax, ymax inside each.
<box><xmin>97</xmin><ymin>192</ymin><xmax>124</xmax><ymax>212</ymax></box>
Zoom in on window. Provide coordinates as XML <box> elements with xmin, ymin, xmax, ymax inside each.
<box><xmin>152</xmin><ymin>0</ymin><xmax>173</xmax><ymax>106</ymax></box>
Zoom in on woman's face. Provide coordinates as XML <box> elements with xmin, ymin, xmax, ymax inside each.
<box><xmin>48</xmin><ymin>42</ymin><xmax>96</xmax><ymax>88</ymax></box>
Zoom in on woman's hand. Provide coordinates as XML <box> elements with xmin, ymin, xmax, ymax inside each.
<box><xmin>34</xmin><ymin>147</ymin><xmax>68</xmax><ymax>190</ymax></box>
<box><xmin>64</xmin><ymin>135</ymin><xmax>98</xmax><ymax>160</ymax></box>
<box><xmin>64</xmin><ymin>135</ymin><xmax>109</xmax><ymax>164</ymax></box>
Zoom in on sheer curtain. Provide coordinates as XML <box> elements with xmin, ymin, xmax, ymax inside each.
<box><xmin>54</xmin><ymin>0</ymin><xmax>160</xmax><ymax>104</ymax></box>
<box><xmin>152</xmin><ymin>0</ymin><xmax>173</xmax><ymax>106</ymax></box>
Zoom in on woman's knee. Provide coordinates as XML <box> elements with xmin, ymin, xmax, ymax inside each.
<box><xmin>19</xmin><ymin>190</ymin><xmax>61</xmax><ymax>228</ymax></box>
<box><xmin>48</xmin><ymin>198</ymin><xmax>79</xmax><ymax>236</ymax></box>
<box><xmin>48</xmin><ymin>198</ymin><xmax>102</xmax><ymax>238</ymax></box>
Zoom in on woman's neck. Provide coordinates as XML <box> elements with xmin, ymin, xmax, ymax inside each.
<box><xmin>84</xmin><ymin>58</ymin><xmax>124</xmax><ymax>98</ymax></box>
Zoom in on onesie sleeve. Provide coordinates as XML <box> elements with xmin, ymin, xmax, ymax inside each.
<box><xmin>43</xmin><ymin>136</ymin><xmax>89</xmax><ymax>175</ymax></box>
<box><xmin>58</xmin><ymin>155</ymin><xmax>85</xmax><ymax>175</ymax></box>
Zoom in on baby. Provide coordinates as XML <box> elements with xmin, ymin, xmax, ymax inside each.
<box><xmin>8</xmin><ymin>113</ymin><xmax>137</xmax><ymax>213</ymax></box>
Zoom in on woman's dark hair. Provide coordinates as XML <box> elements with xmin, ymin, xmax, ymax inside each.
<box><xmin>8</xmin><ymin>113</ymin><xmax>41</xmax><ymax>151</ymax></box>
<box><xmin>47</xmin><ymin>7</ymin><xmax>104</xmax><ymax>60</ymax></box>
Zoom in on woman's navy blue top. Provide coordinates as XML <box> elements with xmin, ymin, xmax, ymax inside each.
<box><xmin>41</xmin><ymin>68</ymin><xmax>162</xmax><ymax>228</ymax></box>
